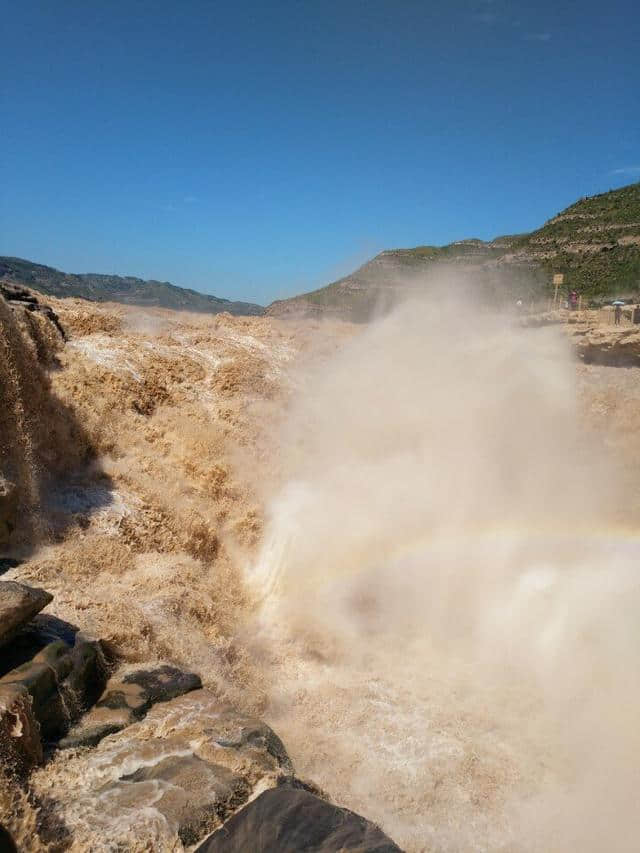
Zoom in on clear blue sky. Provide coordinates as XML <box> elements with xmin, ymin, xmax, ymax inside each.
<box><xmin>2</xmin><ymin>1</ymin><xmax>639</xmax><ymax>305</ymax></box>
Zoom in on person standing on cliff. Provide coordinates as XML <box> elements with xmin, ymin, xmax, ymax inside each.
<box><xmin>614</xmin><ymin>304</ymin><xmax>622</xmax><ymax>325</ymax></box>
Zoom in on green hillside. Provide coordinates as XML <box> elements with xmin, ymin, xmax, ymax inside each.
<box><xmin>0</xmin><ymin>257</ymin><xmax>264</xmax><ymax>316</ymax></box>
<box><xmin>269</xmin><ymin>182</ymin><xmax>640</xmax><ymax>320</ymax></box>
<box><xmin>513</xmin><ymin>182</ymin><xmax>640</xmax><ymax>298</ymax></box>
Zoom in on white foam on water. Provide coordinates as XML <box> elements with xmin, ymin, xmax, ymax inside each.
<box><xmin>248</xmin><ymin>293</ymin><xmax>640</xmax><ymax>852</ymax></box>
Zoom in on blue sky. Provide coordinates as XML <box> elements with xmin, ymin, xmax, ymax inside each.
<box><xmin>2</xmin><ymin>0</ymin><xmax>639</xmax><ymax>305</ymax></box>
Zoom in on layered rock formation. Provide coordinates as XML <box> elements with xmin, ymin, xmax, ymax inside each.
<box><xmin>569</xmin><ymin>325</ymin><xmax>640</xmax><ymax>366</ymax></box>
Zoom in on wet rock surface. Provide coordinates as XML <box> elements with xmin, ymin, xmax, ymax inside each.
<box><xmin>195</xmin><ymin>784</ymin><xmax>404</xmax><ymax>853</ymax></box>
<box><xmin>121</xmin><ymin>754</ymin><xmax>249</xmax><ymax>846</ymax></box>
<box><xmin>0</xmin><ymin>598</ymin><xmax>403</xmax><ymax>851</ymax></box>
<box><xmin>0</xmin><ymin>578</ymin><xmax>402</xmax><ymax>852</ymax></box>
<box><xmin>0</xmin><ymin>581</ymin><xmax>53</xmax><ymax>648</ymax></box>
<box><xmin>1</xmin><ymin>614</ymin><xmax>81</xmax><ymax>676</ymax></box>
<box><xmin>30</xmin><ymin>688</ymin><xmax>297</xmax><ymax>850</ymax></box>
<box><xmin>97</xmin><ymin>665</ymin><xmax>202</xmax><ymax>719</ymax></box>
<box><xmin>120</xmin><ymin>664</ymin><xmax>202</xmax><ymax>709</ymax></box>
<box><xmin>60</xmin><ymin>664</ymin><xmax>203</xmax><ymax>749</ymax></box>
<box><xmin>58</xmin><ymin>712</ymin><xmax>130</xmax><ymax>750</ymax></box>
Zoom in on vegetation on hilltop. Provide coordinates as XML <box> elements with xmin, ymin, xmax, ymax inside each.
<box><xmin>269</xmin><ymin>182</ymin><xmax>640</xmax><ymax>318</ymax></box>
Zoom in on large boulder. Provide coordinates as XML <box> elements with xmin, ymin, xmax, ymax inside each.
<box><xmin>31</xmin><ymin>689</ymin><xmax>294</xmax><ymax>851</ymax></box>
<box><xmin>195</xmin><ymin>784</ymin><xmax>404</xmax><ymax>853</ymax></box>
<box><xmin>0</xmin><ymin>581</ymin><xmax>52</xmax><ymax>648</ymax></box>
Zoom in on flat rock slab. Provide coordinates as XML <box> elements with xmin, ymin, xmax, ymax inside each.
<box><xmin>61</xmin><ymin>665</ymin><xmax>203</xmax><ymax>749</ymax></box>
<box><xmin>97</xmin><ymin>665</ymin><xmax>202</xmax><ymax>719</ymax></box>
<box><xmin>195</xmin><ymin>784</ymin><xmax>404</xmax><ymax>853</ymax></box>
<box><xmin>0</xmin><ymin>581</ymin><xmax>52</xmax><ymax>647</ymax></box>
<box><xmin>121</xmin><ymin>665</ymin><xmax>202</xmax><ymax>708</ymax></box>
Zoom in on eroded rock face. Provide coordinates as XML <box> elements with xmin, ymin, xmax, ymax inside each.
<box><xmin>195</xmin><ymin>784</ymin><xmax>404</xmax><ymax>853</ymax></box>
<box><xmin>0</xmin><ymin>581</ymin><xmax>53</xmax><ymax>648</ymax></box>
<box><xmin>569</xmin><ymin>326</ymin><xmax>640</xmax><ymax>366</ymax></box>
<box><xmin>31</xmin><ymin>688</ymin><xmax>294</xmax><ymax>851</ymax></box>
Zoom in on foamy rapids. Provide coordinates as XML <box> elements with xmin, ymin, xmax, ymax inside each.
<box><xmin>248</xmin><ymin>298</ymin><xmax>640</xmax><ymax>853</ymax></box>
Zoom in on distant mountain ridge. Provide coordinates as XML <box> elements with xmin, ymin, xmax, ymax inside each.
<box><xmin>268</xmin><ymin>182</ymin><xmax>640</xmax><ymax>321</ymax></box>
<box><xmin>0</xmin><ymin>257</ymin><xmax>264</xmax><ymax>316</ymax></box>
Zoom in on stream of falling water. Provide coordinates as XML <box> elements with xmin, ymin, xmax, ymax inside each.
<box><xmin>247</xmin><ymin>298</ymin><xmax>640</xmax><ymax>853</ymax></box>
<box><xmin>0</xmin><ymin>299</ymin><xmax>41</xmax><ymax>514</ymax></box>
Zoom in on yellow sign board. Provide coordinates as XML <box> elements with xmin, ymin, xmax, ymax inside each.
<box><xmin>553</xmin><ymin>274</ymin><xmax>564</xmax><ymax>285</ymax></box>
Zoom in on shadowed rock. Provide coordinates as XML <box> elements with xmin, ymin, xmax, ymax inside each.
<box><xmin>0</xmin><ymin>824</ymin><xmax>17</xmax><ymax>852</ymax></box>
<box><xmin>0</xmin><ymin>641</ymin><xmax>72</xmax><ymax>740</ymax></box>
<box><xmin>0</xmin><ymin>630</ymin><xmax>107</xmax><ymax>743</ymax></box>
<box><xmin>0</xmin><ymin>558</ymin><xmax>21</xmax><ymax>576</ymax></box>
<box><xmin>195</xmin><ymin>784</ymin><xmax>404</xmax><ymax>853</ymax></box>
<box><xmin>0</xmin><ymin>581</ymin><xmax>52</xmax><ymax>648</ymax></box>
